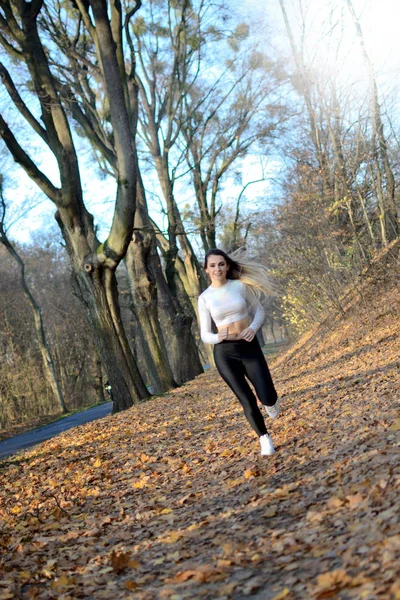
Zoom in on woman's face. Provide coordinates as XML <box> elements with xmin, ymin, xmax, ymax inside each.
<box><xmin>205</xmin><ymin>254</ymin><xmax>228</xmax><ymax>284</ymax></box>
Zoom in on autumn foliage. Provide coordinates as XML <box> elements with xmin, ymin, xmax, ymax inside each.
<box><xmin>0</xmin><ymin>269</ymin><xmax>399</xmax><ymax>599</ymax></box>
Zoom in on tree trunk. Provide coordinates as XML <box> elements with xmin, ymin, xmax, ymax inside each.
<box><xmin>150</xmin><ymin>216</ymin><xmax>198</xmax><ymax>319</ymax></box>
<box><xmin>132</xmin><ymin>172</ymin><xmax>203</xmax><ymax>385</ymax></box>
<box><xmin>191</xmin><ymin>161</ymin><xmax>212</xmax><ymax>251</ymax></box>
<box><xmin>125</xmin><ymin>207</ymin><xmax>177</xmax><ymax>394</ymax></box>
<box><xmin>155</xmin><ymin>275</ymin><xmax>204</xmax><ymax>384</ymax></box>
<box><xmin>153</xmin><ymin>154</ymin><xmax>206</xmax><ymax>309</ymax></box>
<box><xmin>71</xmin><ymin>262</ymin><xmax>149</xmax><ymax>413</ymax></box>
<box><xmin>94</xmin><ymin>357</ymin><xmax>106</xmax><ymax>404</ymax></box>
<box><xmin>256</xmin><ymin>328</ymin><xmax>265</xmax><ymax>347</ymax></box>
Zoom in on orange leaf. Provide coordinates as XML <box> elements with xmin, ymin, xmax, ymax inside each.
<box><xmin>316</xmin><ymin>569</ymin><xmax>350</xmax><ymax>590</ymax></box>
<box><xmin>244</xmin><ymin>467</ymin><xmax>260</xmax><ymax>479</ymax></box>
<box><xmin>346</xmin><ymin>493</ymin><xmax>363</xmax><ymax>509</ymax></box>
<box><xmin>326</xmin><ymin>497</ymin><xmax>344</xmax><ymax>509</ymax></box>
<box><xmin>168</xmin><ymin>566</ymin><xmax>221</xmax><ymax>584</ymax></box>
<box><xmin>111</xmin><ymin>550</ymin><xmax>131</xmax><ymax>574</ymax></box>
<box><xmin>124</xmin><ymin>580</ymin><xmax>138</xmax><ymax>591</ymax></box>
<box><xmin>128</xmin><ymin>559</ymin><xmax>141</xmax><ymax>569</ymax></box>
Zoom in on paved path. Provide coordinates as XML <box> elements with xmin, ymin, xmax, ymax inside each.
<box><xmin>0</xmin><ymin>402</ymin><xmax>113</xmax><ymax>461</ymax></box>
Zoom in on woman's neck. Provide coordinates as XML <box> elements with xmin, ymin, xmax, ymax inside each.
<box><xmin>210</xmin><ymin>278</ymin><xmax>230</xmax><ymax>289</ymax></box>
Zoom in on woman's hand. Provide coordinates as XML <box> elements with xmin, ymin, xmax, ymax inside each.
<box><xmin>239</xmin><ymin>327</ymin><xmax>255</xmax><ymax>342</ymax></box>
<box><xmin>218</xmin><ymin>327</ymin><xmax>229</xmax><ymax>342</ymax></box>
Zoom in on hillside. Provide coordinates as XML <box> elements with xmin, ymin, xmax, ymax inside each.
<box><xmin>0</xmin><ymin>268</ymin><xmax>399</xmax><ymax>600</ymax></box>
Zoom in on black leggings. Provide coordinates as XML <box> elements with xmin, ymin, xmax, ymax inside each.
<box><xmin>214</xmin><ymin>338</ymin><xmax>277</xmax><ymax>437</ymax></box>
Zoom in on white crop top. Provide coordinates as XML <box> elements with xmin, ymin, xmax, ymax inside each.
<box><xmin>198</xmin><ymin>279</ymin><xmax>265</xmax><ymax>345</ymax></box>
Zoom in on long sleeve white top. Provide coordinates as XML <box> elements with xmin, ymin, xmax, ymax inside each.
<box><xmin>198</xmin><ymin>279</ymin><xmax>265</xmax><ymax>345</ymax></box>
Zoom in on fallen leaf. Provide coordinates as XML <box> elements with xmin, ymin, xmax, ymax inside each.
<box><xmin>346</xmin><ymin>493</ymin><xmax>364</xmax><ymax>509</ymax></box>
<box><xmin>128</xmin><ymin>559</ymin><xmax>141</xmax><ymax>569</ymax></box>
<box><xmin>315</xmin><ymin>569</ymin><xmax>350</xmax><ymax>591</ymax></box>
<box><xmin>219</xmin><ymin>582</ymin><xmax>237</xmax><ymax>595</ymax></box>
<box><xmin>124</xmin><ymin>580</ymin><xmax>138</xmax><ymax>591</ymax></box>
<box><xmin>271</xmin><ymin>589</ymin><xmax>290</xmax><ymax>600</ymax></box>
<box><xmin>244</xmin><ymin>466</ymin><xmax>260</xmax><ymax>479</ymax></box>
<box><xmin>163</xmin><ymin>531</ymin><xmax>183</xmax><ymax>544</ymax></box>
<box><xmin>167</xmin><ymin>566</ymin><xmax>221</xmax><ymax>584</ymax></box>
<box><xmin>18</xmin><ymin>571</ymin><xmax>31</xmax><ymax>580</ymax></box>
<box><xmin>51</xmin><ymin>575</ymin><xmax>76</xmax><ymax>590</ymax></box>
<box><xmin>327</xmin><ymin>497</ymin><xmax>344</xmax><ymax>509</ymax></box>
<box><xmin>111</xmin><ymin>550</ymin><xmax>131</xmax><ymax>574</ymax></box>
<box><xmin>265</xmin><ymin>505</ymin><xmax>278</xmax><ymax>517</ymax></box>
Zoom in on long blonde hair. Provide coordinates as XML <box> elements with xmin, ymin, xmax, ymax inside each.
<box><xmin>203</xmin><ymin>248</ymin><xmax>275</xmax><ymax>299</ymax></box>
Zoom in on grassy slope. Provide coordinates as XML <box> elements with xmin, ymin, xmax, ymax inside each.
<box><xmin>0</xmin><ymin>269</ymin><xmax>399</xmax><ymax>600</ymax></box>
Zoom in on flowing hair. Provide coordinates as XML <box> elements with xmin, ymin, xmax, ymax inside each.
<box><xmin>203</xmin><ymin>248</ymin><xmax>275</xmax><ymax>300</ymax></box>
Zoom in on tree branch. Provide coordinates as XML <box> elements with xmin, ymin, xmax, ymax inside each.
<box><xmin>0</xmin><ymin>115</ymin><xmax>61</xmax><ymax>203</ymax></box>
<box><xmin>59</xmin><ymin>82</ymin><xmax>118</xmax><ymax>170</ymax></box>
<box><xmin>0</xmin><ymin>62</ymin><xmax>49</xmax><ymax>145</ymax></box>
<box><xmin>0</xmin><ymin>29</ymin><xmax>23</xmax><ymax>60</ymax></box>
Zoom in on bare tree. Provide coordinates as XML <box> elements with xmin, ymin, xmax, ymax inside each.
<box><xmin>181</xmin><ymin>48</ymin><xmax>287</xmax><ymax>253</ymax></box>
<box><xmin>0</xmin><ymin>0</ymin><xmax>148</xmax><ymax>411</ymax></box>
<box><xmin>36</xmin><ymin>0</ymin><xmax>203</xmax><ymax>386</ymax></box>
<box><xmin>345</xmin><ymin>0</ymin><xmax>398</xmax><ymax>244</ymax></box>
<box><xmin>0</xmin><ymin>185</ymin><xmax>67</xmax><ymax>414</ymax></box>
<box><xmin>131</xmin><ymin>0</ymin><xmax>207</xmax><ymax>307</ymax></box>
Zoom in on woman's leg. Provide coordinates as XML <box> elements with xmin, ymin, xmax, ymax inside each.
<box><xmin>241</xmin><ymin>339</ymin><xmax>278</xmax><ymax>407</ymax></box>
<box><xmin>214</xmin><ymin>342</ymin><xmax>268</xmax><ymax>437</ymax></box>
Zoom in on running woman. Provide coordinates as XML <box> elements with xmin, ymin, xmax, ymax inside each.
<box><xmin>198</xmin><ymin>249</ymin><xmax>279</xmax><ymax>456</ymax></box>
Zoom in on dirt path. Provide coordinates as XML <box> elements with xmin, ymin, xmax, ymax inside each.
<box><xmin>1</xmin><ymin>280</ymin><xmax>399</xmax><ymax>599</ymax></box>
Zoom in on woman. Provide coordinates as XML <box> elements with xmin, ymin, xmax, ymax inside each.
<box><xmin>198</xmin><ymin>249</ymin><xmax>279</xmax><ymax>456</ymax></box>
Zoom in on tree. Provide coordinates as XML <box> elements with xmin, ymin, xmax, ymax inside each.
<box><xmin>131</xmin><ymin>0</ymin><xmax>207</xmax><ymax>307</ymax></box>
<box><xmin>0</xmin><ymin>228</ymin><xmax>106</xmax><ymax>429</ymax></box>
<box><xmin>181</xmin><ymin>49</ymin><xmax>287</xmax><ymax>254</ymax></box>
<box><xmin>345</xmin><ymin>0</ymin><xmax>398</xmax><ymax>245</ymax></box>
<box><xmin>36</xmin><ymin>0</ymin><xmax>204</xmax><ymax>386</ymax></box>
<box><xmin>127</xmin><ymin>173</ymin><xmax>203</xmax><ymax>386</ymax></box>
<box><xmin>0</xmin><ymin>0</ymin><xmax>148</xmax><ymax>412</ymax></box>
<box><xmin>264</xmin><ymin>0</ymin><xmax>400</xmax><ymax>330</ymax></box>
<box><xmin>0</xmin><ymin>183</ymin><xmax>67</xmax><ymax>414</ymax></box>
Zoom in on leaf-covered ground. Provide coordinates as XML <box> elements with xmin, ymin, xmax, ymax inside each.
<box><xmin>1</xmin><ymin>277</ymin><xmax>399</xmax><ymax>600</ymax></box>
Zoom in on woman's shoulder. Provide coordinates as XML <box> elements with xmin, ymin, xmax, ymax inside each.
<box><xmin>199</xmin><ymin>287</ymin><xmax>212</xmax><ymax>303</ymax></box>
<box><xmin>231</xmin><ymin>278</ymin><xmax>246</xmax><ymax>291</ymax></box>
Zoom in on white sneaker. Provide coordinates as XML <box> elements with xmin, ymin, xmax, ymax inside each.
<box><xmin>264</xmin><ymin>398</ymin><xmax>280</xmax><ymax>419</ymax></box>
<box><xmin>260</xmin><ymin>434</ymin><xmax>275</xmax><ymax>456</ymax></box>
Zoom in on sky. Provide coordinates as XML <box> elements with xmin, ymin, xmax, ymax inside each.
<box><xmin>245</xmin><ymin>0</ymin><xmax>400</xmax><ymax>70</ymax></box>
<box><xmin>2</xmin><ymin>0</ymin><xmax>400</xmax><ymax>247</ymax></box>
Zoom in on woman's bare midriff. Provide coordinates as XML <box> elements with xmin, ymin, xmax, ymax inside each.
<box><xmin>217</xmin><ymin>317</ymin><xmax>250</xmax><ymax>340</ymax></box>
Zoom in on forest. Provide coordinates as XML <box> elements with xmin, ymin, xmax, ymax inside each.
<box><xmin>0</xmin><ymin>0</ymin><xmax>399</xmax><ymax>430</ymax></box>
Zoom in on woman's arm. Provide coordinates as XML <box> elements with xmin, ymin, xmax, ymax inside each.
<box><xmin>198</xmin><ymin>296</ymin><xmax>220</xmax><ymax>345</ymax></box>
<box><xmin>249</xmin><ymin>301</ymin><xmax>265</xmax><ymax>333</ymax></box>
<box><xmin>243</xmin><ymin>285</ymin><xmax>265</xmax><ymax>334</ymax></box>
